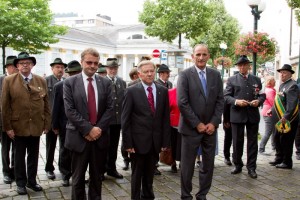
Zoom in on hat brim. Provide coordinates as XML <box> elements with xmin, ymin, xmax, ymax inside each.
<box><xmin>14</xmin><ymin>57</ymin><xmax>36</xmax><ymax>67</ymax></box>
<box><xmin>277</xmin><ymin>69</ymin><xmax>295</xmax><ymax>74</ymax></box>
<box><xmin>65</xmin><ymin>67</ymin><xmax>82</xmax><ymax>73</ymax></box>
<box><xmin>157</xmin><ymin>69</ymin><xmax>171</xmax><ymax>73</ymax></box>
<box><xmin>234</xmin><ymin>61</ymin><xmax>252</xmax><ymax>65</ymax></box>
<box><xmin>50</xmin><ymin>63</ymin><xmax>67</xmax><ymax>67</ymax></box>
<box><xmin>106</xmin><ymin>65</ymin><xmax>120</xmax><ymax>68</ymax></box>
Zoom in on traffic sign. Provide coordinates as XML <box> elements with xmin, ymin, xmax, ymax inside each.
<box><xmin>152</xmin><ymin>49</ymin><xmax>160</xmax><ymax>58</ymax></box>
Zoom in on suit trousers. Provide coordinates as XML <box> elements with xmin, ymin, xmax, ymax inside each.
<box><xmin>71</xmin><ymin>141</ymin><xmax>107</xmax><ymax>200</ymax></box>
<box><xmin>45</xmin><ymin>129</ymin><xmax>58</xmax><ymax>172</ymax></box>
<box><xmin>231</xmin><ymin>122</ymin><xmax>258</xmax><ymax>170</ymax></box>
<box><xmin>1</xmin><ymin>131</ymin><xmax>15</xmax><ymax>177</ymax></box>
<box><xmin>58</xmin><ymin>127</ymin><xmax>72</xmax><ymax>180</ymax></box>
<box><xmin>223</xmin><ymin>126</ymin><xmax>232</xmax><ymax>159</ymax></box>
<box><xmin>106</xmin><ymin>124</ymin><xmax>121</xmax><ymax>172</ymax></box>
<box><xmin>130</xmin><ymin>147</ymin><xmax>156</xmax><ymax>200</ymax></box>
<box><xmin>295</xmin><ymin>124</ymin><xmax>300</xmax><ymax>156</ymax></box>
<box><xmin>274</xmin><ymin>120</ymin><xmax>298</xmax><ymax>167</ymax></box>
<box><xmin>14</xmin><ymin>136</ymin><xmax>40</xmax><ymax>187</ymax></box>
<box><xmin>180</xmin><ymin>133</ymin><xmax>216</xmax><ymax>200</ymax></box>
<box><xmin>171</xmin><ymin>127</ymin><xmax>181</xmax><ymax>161</ymax></box>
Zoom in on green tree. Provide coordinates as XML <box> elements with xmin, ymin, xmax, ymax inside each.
<box><xmin>139</xmin><ymin>0</ymin><xmax>213</xmax><ymax>49</ymax></box>
<box><xmin>190</xmin><ymin>0</ymin><xmax>240</xmax><ymax>64</ymax></box>
<box><xmin>287</xmin><ymin>0</ymin><xmax>300</xmax><ymax>26</ymax></box>
<box><xmin>0</xmin><ymin>0</ymin><xmax>67</xmax><ymax>71</ymax></box>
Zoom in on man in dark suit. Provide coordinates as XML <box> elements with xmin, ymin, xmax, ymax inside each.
<box><xmin>104</xmin><ymin>58</ymin><xmax>127</xmax><ymax>178</ymax></box>
<box><xmin>122</xmin><ymin>60</ymin><xmax>171</xmax><ymax>200</ymax></box>
<box><xmin>45</xmin><ymin>58</ymin><xmax>67</xmax><ymax>180</ymax></box>
<box><xmin>63</xmin><ymin>48</ymin><xmax>113</xmax><ymax>199</ymax></box>
<box><xmin>0</xmin><ymin>55</ymin><xmax>18</xmax><ymax>184</ymax></box>
<box><xmin>156</xmin><ymin>64</ymin><xmax>173</xmax><ymax>89</ymax></box>
<box><xmin>52</xmin><ymin>60</ymin><xmax>82</xmax><ymax>187</ymax></box>
<box><xmin>2</xmin><ymin>52</ymin><xmax>51</xmax><ymax>195</ymax></box>
<box><xmin>224</xmin><ymin>55</ymin><xmax>266</xmax><ymax>179</ymax></box>
<box><xmin>177</xmin><ymin>44</ymin><xmax>224</xmax><ymax>200</ymax></box>
<box><xmin>269</xmin><ymin>64</ymin><xmax>299</xmax><ymax>169</ymax></box>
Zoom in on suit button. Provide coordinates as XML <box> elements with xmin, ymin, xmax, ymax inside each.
<box><xmin>116</xmin><ymin>112</ymin><xmax>118</xmax><ymax>114</ymax></box>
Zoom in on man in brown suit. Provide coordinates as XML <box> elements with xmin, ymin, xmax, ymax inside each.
<box><xmin>2</xmin><ymin>52</ymin><xmax>51</xmax><ymax>195</ymax></box>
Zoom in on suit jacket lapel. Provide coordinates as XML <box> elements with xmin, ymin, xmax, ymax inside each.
<box><xmin>77</xmin><ymin>74</ymin><xmax>87</xmax><ymax>107</ymax></box>
<box><xmin>191</xmin><ymin>67</ymin><xmax>206</xmax><ymax>99</ymax></box>
<box><xmin>206</xmin><ymin>68</ymin><xmax>212</xmax><ymax>97</ymax></box>
<box><xmin>137</xmin><ymin>82</ymin><xmax>155</xmax><ymax>116</ymax></box>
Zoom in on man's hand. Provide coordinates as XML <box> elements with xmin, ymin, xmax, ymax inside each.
<box><xmin>126</xmin><ymin>148</ymin><xmax>135</xmax><ymax>153</ymax></box>
<box><xmin>43</xmin><ymin>129</ymin><xmax>49</xmax><ymax>134</ymax></box>
<box><xmin>88</xmin><ymin>127</ymin><xmax>102</xmax><ymax>141</ymax></box>
<box><xmin>249</xmin><ymin>100</ymin><xmax>260</xmax><ymax>107</ymax></box>
<box><xmin>205</xmin><ymin>123</ymin><xmax>215</xmax><ymax>135</ymax></box>
<box><xmin>161</xmin><ymin>147</ymin><xmax>168</xmax><ymax>152</ymax></box>
<box><xmin>84</xmin><ymin>135</ymin><xmax>93</xmax><ymax>141</ymax></box>
<box><xmin>196</xmin><ymin>123</ymin><xmax>206</xmax><ymax>133</ymax></box>
<box><xmin>280</xmin><ymin>117</ymin><xmax>287</xmax><ymax>124</ymax></box>
<box><xmin>223</xmin><ymin>122</ymin><xmax>230</xmax><ymax>129</ymax></box>
<box><xmin>236</xmin><ymin>99</ymin><xmax>250</xmax><ymax>107</ymax></box>
<box><xmin>6</xmin><ymin>130</ymin><xmax>15</xmax><ymax>140</ymax></box>
<box><xmin>53</xmin><ymin>129</ymin><xmax>59</xmax><ymax>135</ymax></box>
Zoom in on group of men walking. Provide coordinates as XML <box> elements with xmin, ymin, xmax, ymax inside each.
<box><xmin>1</xmin><ymin>44</ymin><xmax>300</xmax><ymax>200</ymax></box>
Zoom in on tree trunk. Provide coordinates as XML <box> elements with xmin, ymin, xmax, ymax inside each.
<box><xmin>2</xmin><ymin>44</ymin><xmax>6</xmax><ymax>75</ymax></box>
<box><xmin>178</xmin><ymin>33</ymin><xmax>182</xmax><ymax>49</ymax></box>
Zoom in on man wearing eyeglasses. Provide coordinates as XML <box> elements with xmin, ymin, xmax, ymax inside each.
<box><xmin>1</xmin><ymin>52</ymin><xmax>51</xmax><ymax>195</ymax></box>
<box><xmin>63</xmin><ymin>48</ymin><xmax>113</xmax><ymax>199</ymax></box>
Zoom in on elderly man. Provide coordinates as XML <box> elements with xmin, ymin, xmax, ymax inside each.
<box><xmin>2</xmin><ymin>52</ymin><xmax>51</xmax><ymax>195</ymax></box>
<box><xmin>156</xmin><ymin>64</ymin><xmax>173</xmax><ymax>89</ymax></box>
<box><xmin>269</xmin><ymin>64</ymin><xmax>299</xmax><ymax>169</ymax></box>
<box><xmin>224</xmin><ymin>55</ymin><xmax>265</xmax><ymax>179</ymax></box>
<box><xmin>104</xmin><ymin>58</ymin><xmax>127</xmax><ymax>178</ymax></box>
<box><xmin>45</xmin><ymin>58</ymin><xmax>67</xmax><ymax>180</ymax></box>
<box><xmin>97</xmin><ymin>63</ymin><xmax>107</xmax><ymax>77</ymax></box>
<box><xmin>0</xmin><ymin>55</ymin><xmax>18</xmax><ymax>184</ymax></box>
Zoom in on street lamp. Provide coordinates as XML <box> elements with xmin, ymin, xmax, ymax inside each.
<box><xmin>219</xmin><ymin>42</ymin><xmax>227</xmax><ymax>81</ymax></box>
<box><xmin>246</xmin><ymin>0</ymin><xmax>266</xmax><ymax>75</ymax></box>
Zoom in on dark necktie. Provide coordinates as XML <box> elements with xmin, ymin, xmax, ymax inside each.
<box><xmin>24</xmin><ymin>77</ymin><xmax>29</xmax><ymax>82</ymax></box>
<box><xmin>25</xmin><ymin>77</ymin><xmax>31</xmax><ymax>91</ymax></box>
<box><xmin>147</xmin><ymin>86</ymin><xmax>155</xmax><ymax>114</ymax></box>
<box><xmin>199</xmin><ymin>71</ymin><xmax>207</xmax><ymax>96</ymax></box>
<box><xmin>87</xmin><ymin>78</ymin><xmax>97</xmax><ymax>125</ymax></box>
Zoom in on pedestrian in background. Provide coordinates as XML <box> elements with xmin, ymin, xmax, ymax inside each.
<box><xmin>2</xmin><ymin>52</ymin><xmax>51</xmax><ymax>195</ymax></box>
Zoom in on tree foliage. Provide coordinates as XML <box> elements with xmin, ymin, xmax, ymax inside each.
<box><xmin>139</xmin><ymin>0</ymin><xmax>213</xmax><ymax>49</ymax></box>
<box><xmin>287</xmin><ymin>0</ymin><xmax>300</xmax><ymax>26</ymax></box>
<box><xmin>190</xmin><ymin>0</ymin><xmax>240</xmax><ymax>64</ymax></box>
<box><xmin>0</xmin><ymin>0</ymin><xmax>67</xmax><ymax>70</ymax></box>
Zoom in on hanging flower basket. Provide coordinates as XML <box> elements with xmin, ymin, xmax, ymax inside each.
<box><xmin>213</xmin><ymin>57</ymin><xmax>232</xmax><ymax>69</ymax></box>
<box><xmin>234</xmin><ymin>32</ymin><xmax>277</xmax><ymax>59</ymax></box>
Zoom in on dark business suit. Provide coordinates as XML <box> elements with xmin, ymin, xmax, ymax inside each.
<box><xmin>45</xmin><ymin>75</ymin><xmax>64</xmax><ymax>173</ymax></box>
<box><xmin>224</xmin><ymin>73</ymin><xmax>265</xmax><ymax>170</ymax></box>
<box><xmin>52</xmin><ymin>81</ymin><xmax>71</xmax><ymax>181</ymax></box>
<box><xmin>64</xmin><ymin>73</ymin><xmax>113</xmax><ymax>200</ymax></box>
<box><xmin>177</xmin><ymin>66</ymin><xmax>224</xmax><ymax>200</ymax></box>
<box><xmin>0</xmin><ymin>75</ymin><xmax>15</xmax><ymax>179</ymax></box>
<box><xmin>223</xmin><ymin>102</ymin><xmax>232</xmax><ymax>160</ymax></box>
<box><xmin>156</xmin><ymin>78</ymin><xmax>173</xmax><ymax>89</ymax></box>
<box><xmin>121</xmin><ymin>82</ymin><xmax>171</xmax><ymax>200</ymax></box>
<box><xmin>105</xmin><ymin>76</ymin><xmax>126</xmax><ymax>172</ymax></box>
<box><xmin>272</xmin><ymin>79</ymin><xmax>299</xmax><ymax>167</ymax></box>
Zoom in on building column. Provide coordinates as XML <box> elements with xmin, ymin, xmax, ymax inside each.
<box><xmin>135</xmin><ymin>54</ymin><xmax>139</xmax><ymax>66</ymax></box>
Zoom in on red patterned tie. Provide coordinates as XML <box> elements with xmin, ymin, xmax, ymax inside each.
<box><xmin>147</xmin><ymin>86</ymin><xmax>155</xmax><ymax>114</ymax></box>
<box><xmin>87</xmin><ymin>78</ymin><xmax>97</xmax><ymax>125</ymax></box>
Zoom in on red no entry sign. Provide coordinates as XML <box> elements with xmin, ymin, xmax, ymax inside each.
<box><xmin>152</xmin><ymin>49</ymin><xmax>160</xmax><ymax>58</ymax></box>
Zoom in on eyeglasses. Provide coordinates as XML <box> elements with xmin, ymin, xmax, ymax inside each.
<box><xmin>18</xmin><ymin>62</ymin><xmax>33</xmax><ymax>66</ymax></box>
<box><xmin>84</xmin><ymin>61</ymin><xmax>99</xmax><ymax>66</ymax></box>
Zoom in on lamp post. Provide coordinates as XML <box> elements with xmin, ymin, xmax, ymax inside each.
<box><xmin>219</xmin><ymin>42</ymin><xmax>227</xmax><ymax>81</ymax></box>
<box><xmin>246</xmin><ymin>0</ymin><xmax>266</xmax><ymax>75</ymax></box>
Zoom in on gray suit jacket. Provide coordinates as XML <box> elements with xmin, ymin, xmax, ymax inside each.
<box><xmin>177</xmin><ymin>66</ymin><xmax>224</xmax><ymax>136</ymax></box>
<box><xmin>63</xmin><ymin>73</ymin><xmax>113</xmax><ymax>153</ymax></box>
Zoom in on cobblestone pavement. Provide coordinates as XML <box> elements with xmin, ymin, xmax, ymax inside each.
<box><xmin>0</xmin><ymin>129</ymin><xmax>300</xmax><ymax>200</ymax></box>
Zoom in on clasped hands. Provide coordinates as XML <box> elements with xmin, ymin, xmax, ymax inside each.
<box><xmin>197</xmin><ymin>123</ymin><xmax>215</xmax><ymax>135</ymax></box>
<box><xmin>85</xmin><ymin>126</ymin><xmax>102</xmax><ymax>141</ymax></box>
<box><xmin>126</xmin><ymin>147</ymin><xmax>168</xmax><ymax>154</ymax></box>
<box><xmin>236</xmin><ymin>99</ymin><xmax>259</xmax><ymax>107</ymax></box>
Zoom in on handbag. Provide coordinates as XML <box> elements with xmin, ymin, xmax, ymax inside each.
<box><xmin>159</xmin><ymin>149</ymin><xmax>174</xmax><ymax>166</ymax></box>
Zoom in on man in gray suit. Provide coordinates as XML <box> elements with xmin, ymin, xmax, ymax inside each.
<box><xmin>177</xmin><ymin>44</ymin><xmax>224</xmax><ymax>200</ymax></box>
<box><xmin>63</xmin><ymin>48</ymin><xmax>113</xmax><ymax>199</ymax></box>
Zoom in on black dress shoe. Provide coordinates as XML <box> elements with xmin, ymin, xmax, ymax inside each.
<box><xmin>231</xmin><ymin>167</ymin><xmax>242</xmax><ymax>174</ymax></box>
<box><xmin>17</xmin><ymin>186</ymin><xmax>27</xmax><ymax>195</ymax></box>
<box><xmin>248</xmin><ymin>170</ymin><xmax>257</xmax><ymax>179</ymax></box>
<box><xmin>62</xmin><ymin>179</ymin><xmax>70</xmax><ymax>187</ymax></box>
<box><xmin>171</xmin><ymin>164</ymin><xmax>178</xmax><ymax>173</ymax></box>
<box><xmin>269</xmin><ymin>161</ymin><xmax>281</xmax><ymax>166</ymax></box>
<box><xmin>26</xmin><ymin>183</ymin><xmax>43</xmax><ymax>191</ymax></box>
<box><xmin>154</xmin><ymin>168</ymin><xmax>161</xmax><ymax>175</ymax></box>
<box><xmin>107</xmin><ymin>170</ymin><xmax>123</xmax><ymax>179</ymax></box>
<box><xmin>224</xmin><ymin>158</ymin><xmax>232</xmax><ymax>166</ymax></box>
<box><xmin>101</xmin><ymin>174</ymin><xmax>105</xmax><ymax>181</ymax></box>
<box><xmin>46</xmin><ymin>171</ymin><xmax>56</xmax><ymax>180</ymax></box>
<box><xmin>275</xmin><ymin>163</ymin><xmax>292</xmax><ymax>169</ymax></box>
<box><xmin>3</xmin><ymin>175</ymin><xmax>13</xmax><ymax>184</ymax></box>
<box><xmin>123</xmin><ymin>160</ymin><xmax>130</xmax><ymax>170</ymax></box>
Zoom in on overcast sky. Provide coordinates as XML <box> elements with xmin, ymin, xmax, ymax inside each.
<box><xmin>49</xmin><ymin>0</ymin><xmax>273</xmax><ymax>33</ymax></box>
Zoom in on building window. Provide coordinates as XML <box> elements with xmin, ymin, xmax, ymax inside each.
<box><xmin>132</xmin><ymin>34</ymin><xmax>143</xmax><ymax>39</ymax></box>
<box><xmin>88</xmin><ymin>19</ymin><xmax>94</xmax><ymax>23</ymax></box>
<box><xmin>76</xmin><ymin>20</ymin><xmax>83</xmax><ymax>24</ymax></box>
